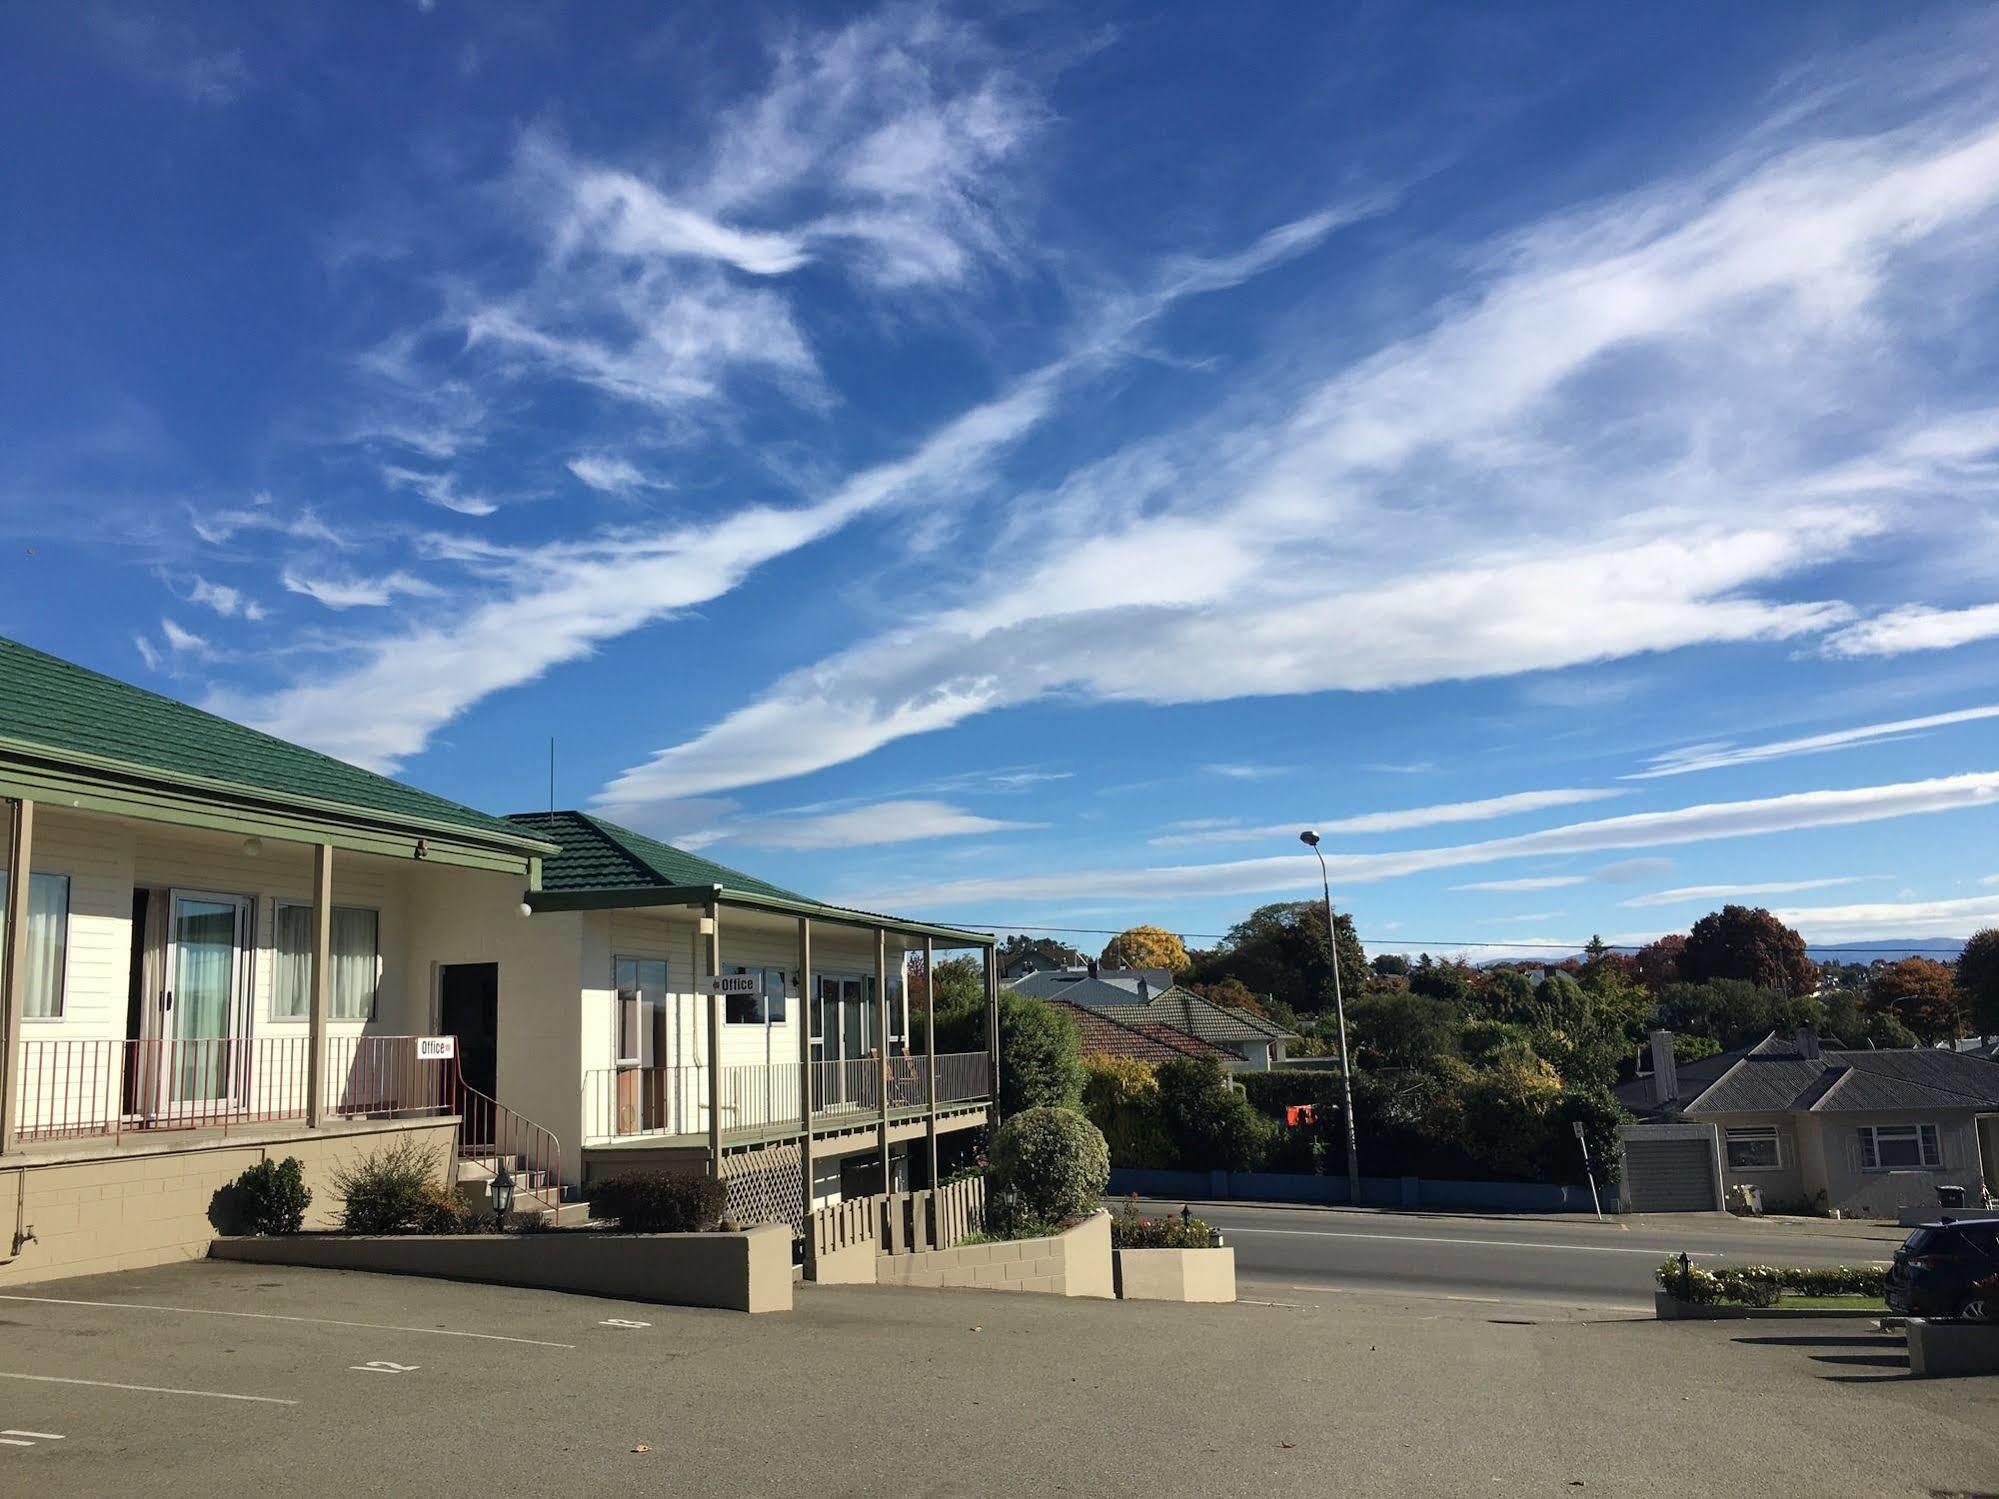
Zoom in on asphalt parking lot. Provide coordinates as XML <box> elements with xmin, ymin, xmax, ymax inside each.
<box><xmin>0</xmin><ymin>1260</ymin><xmax>1992</xmax><ymax>1497</ymax></box>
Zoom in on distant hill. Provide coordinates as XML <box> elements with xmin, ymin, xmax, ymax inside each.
<box><xmin>1806</xmin><ymin>940</ymin><xmax>1965</xmax><ymax>964</ymax></box>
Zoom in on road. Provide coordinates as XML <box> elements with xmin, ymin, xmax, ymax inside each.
<box><xmin>1132</xmin><ymin>1199</ymin><xmax>1907</xmax><ymax>1310</ymax></box>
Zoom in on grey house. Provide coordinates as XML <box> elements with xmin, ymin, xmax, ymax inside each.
<box><xmin>1616</xmin><ymin>1028</ymin><xmax>1999</xmax><ymax>1215</ymax></box>
<box><xmin>1007</xmin><ymin>969</ymin><xmax>1296</xmax><ymax>1070</ymax></box>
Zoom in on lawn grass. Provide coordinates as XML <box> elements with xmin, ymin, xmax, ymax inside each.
<box><xmin>1774</xmin><ymin>1293</ymin><xmax>1888</xmax><ymax>1310</ymax></box>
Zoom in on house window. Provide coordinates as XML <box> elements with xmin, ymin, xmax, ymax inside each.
<box><xmin>273</xmin><ymin>903</ymin><xmax>380</xmax><ymax>1020</ymax></box>
<box><xmin>1858</xmin><ymin>1123</ymin><xmax>1942</xmax><ymax>1171</ymax></box>
<box><xmin>725</xmin><ymin>967</ymin><xmax>790</xmax><ymax>1025</ymax></box>
<box><xmin>1724</xmin><ymin>1126</ymin><xmax>1783</xmax><ymax>1171</ymax></box>
<box><xmin>0</xmin><ymin>871</ymin><xmax>69</xmax><ymax>1019</ymax></box>
<box><xmin>614</xmin><ymin>957</ymin><xmax>667</xmax><ymax>1067</ymax></box>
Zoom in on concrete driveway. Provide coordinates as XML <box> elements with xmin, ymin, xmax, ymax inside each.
<box><xmin>0</xmin><ymin>1259</ymin><xmax>1990</xmax><ymax>1497</ymax></box>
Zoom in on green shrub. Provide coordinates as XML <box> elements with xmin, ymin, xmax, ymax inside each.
<box><xmin>987</xmin><ymin>1107</ymin><xmax>1109</xmax><ymax>1234</ymax></box>
<box><xmin>413</xmin><ymin>1183</ymin><xmax>475</xmax><ymax>1235</ymax></box>
<box><xmin>234</xmin><ymin>1156</ymin><xmax>311</xmax><ymax>1236</ymax></box>
<box><xmin>1654</xmin><ymin>1259</ymin><xmax>1886</xmax><ymax>1304</ymax></box>
<box><xmin>1110</xmin><ymin>1197</ymin><xmax>1217</xmax><ymax>1249</ymax></box>
<box><xmin>1081</xmin><ymin>1057</ymin><xmax>1173</xmax><ymax>1169</ymax></box>
<box><xmin>590</xmin><ymin>1170</ymin><xmax>728</xmax><ymax>1233</ymax></box>
<box><xmin>330</xmin><ymin>1136</ymin><xmax>442</xmax><ymax>1235</ymax></box>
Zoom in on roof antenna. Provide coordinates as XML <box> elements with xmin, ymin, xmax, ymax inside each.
<box><xmin>549</xmin><ymin>736</ymin><xmax>556</xmax><ymax>816</ymax></box>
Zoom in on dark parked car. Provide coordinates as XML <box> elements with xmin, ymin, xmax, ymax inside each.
<box><xmin>1885</xmin><ymin>1219</ymin><xmax>1999</xmax><ymax>1318</ymax></box>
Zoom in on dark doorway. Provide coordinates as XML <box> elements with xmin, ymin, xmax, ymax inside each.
<box><xmin>439</xmin><ymin>963</ymin><xmax>498</xmax><ymax>1098</ymax></box>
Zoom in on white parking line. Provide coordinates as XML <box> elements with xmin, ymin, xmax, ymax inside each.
<box><xmin>0</xmin><ymin>1373</ymin><xmax>296</xmax><ymax>1406</ymax></box>
<box><xmin>1220</xmin><ymin>1226</ymin><xmax>1725</xmax><ymax>1258</ymax></box>
<box><xmin>3</xmin><ymin>1431</ymin><xmax>65</xmax><ymax>1440</ymax></box>
<box><xmin>0</xmin><ymin>1294</ymin><xmax>574</xmax><ymax>1349</ymax></box>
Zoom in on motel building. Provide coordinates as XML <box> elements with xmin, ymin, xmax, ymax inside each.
<box><xmin>0</xmin><ymin>634</ymin><xmax>997</xmax><ymax>1285</ymax></box>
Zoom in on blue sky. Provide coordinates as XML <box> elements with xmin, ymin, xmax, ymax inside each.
<box><xmin>9</xmin><ymin>2</ymin><xmax>1999</xmax><ymax>958</ymax></box>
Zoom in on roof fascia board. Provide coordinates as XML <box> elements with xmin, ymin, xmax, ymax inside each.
<box><xmin>526</xmin><ymin>881</ymin><xmax>994</xmax><ymax>947</ymax></box>
<box><xmin>0</xmin><ymin>741</ymin><xmax>550</xmax><ymax>874</ymax></box>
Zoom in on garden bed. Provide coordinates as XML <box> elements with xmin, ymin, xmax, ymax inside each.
<box><xmin>1653</xmin><ymin>1290</ymin><xmax>1887</xmax><ymax>1321</ymax></box>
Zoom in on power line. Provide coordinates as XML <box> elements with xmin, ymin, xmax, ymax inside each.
<box><xmin>968</xmin><ymin>920</ymin><xmax>1967</xmax><ymax>956</ymax></box>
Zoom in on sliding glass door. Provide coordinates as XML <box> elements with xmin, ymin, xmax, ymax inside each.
<box><xmin>161</xmin><ymin>891</ymin><xmax>252</xmax><ymax>1114</ymax></box>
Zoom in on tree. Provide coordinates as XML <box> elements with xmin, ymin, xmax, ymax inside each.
<box><xmin>1347</xmin><ymin>991</ymin><xmax>1465</xmax><ymax>1070</ymax></box>
<box><xmin>1866</xmin><ymin>957</ymin><xmax>1968</xmax><ymax>1046</ymax></box>
<box><xmin>927</xmin><ymin>982</ymin><xmax>1084</xmax><ymax>1116</ymax></box>
<box><xmin>997</xmin><ymin>934</ymin><xmax>1084</xmax><ymax>972</ymax></box>
<box><xmin>1655</xmin><ymin>977</ymin><xmax>1820</xmax><ymax>1051</ymax></box>
<box><xmin>1632</xmin><ymin>934</ymin><xmax>1688</xmax><ymax>993</ymax></box>
<box><xmin>1371</xmin><ymin>953</ymin><xmax>1411</xmax><ymax>978</ymax></box>
<box><xmin>1186</xmin><ymin>901</ymin><xmax>1366</xmax><ymax>1015</ymax></box>
<box><xmin>1956</xmin><ymin>928</ymin><xmax>1999</xmax><ymax>1040</ymax></box>
<box><xmin>1154</xmin><ymin>1055</ymin><xmax>1275</xmax><ymax>1171</ymax></box>
<box><xmin>1098</xmin><ymin>925</ymin><xmax>1189</xmax><ymax>973</ymax></box>
<box><xmin>1080</xmin><ymin>1057</ymin><xmax>1172</xmax><ymax>1168</ymax></box>
<box><xmin>1185</xmin><ymin>974</ymin><xmax>1268</xmax><ymax>1017</ymax></box>
<box><xmin>1680</xmin><ymin>906</ymin><xmax>1816</xmax><ymax>996</ymax></box>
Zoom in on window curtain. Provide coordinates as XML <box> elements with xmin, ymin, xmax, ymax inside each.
<box><xmin>272</xmin><ymin>903</ymin><xmax>312</xmax><ymax>1018</ymax></box>
<box><xmin>0</xmin><ymin>872</ymin><xmax>69</xmax><ymax>1019</ymax></box>
<box><xmin>173</xmin><ymin>901</ymin><xmax>236</xmax><ymax>1102</ymax></box>
<box><xmin>329</xmin><ymin>907</ymin><xmax>379</xmax><ymax>1021</ymax></box>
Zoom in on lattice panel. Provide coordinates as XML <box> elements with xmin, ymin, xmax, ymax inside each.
<box><xmin>721</xmin><ymin>1141</ymin><xmax>805</xmax><ymax>1231</ymax></box>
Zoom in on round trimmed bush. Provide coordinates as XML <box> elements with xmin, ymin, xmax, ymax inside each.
<box><xmin>987</xmin><ymin>1106</ymin><xmax>1109</xmax><ymax>1232</ymax></box>
<box><xmin>590</xmin><ymin>1170</ymin><xmax>728</xmax><ymax>1233</ymax></box>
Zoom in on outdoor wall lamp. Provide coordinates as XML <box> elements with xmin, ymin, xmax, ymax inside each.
<box><xmin>492</xmin><ymin>1165</ymin><xmax>515</xmax><ymax>1232</ymax></box>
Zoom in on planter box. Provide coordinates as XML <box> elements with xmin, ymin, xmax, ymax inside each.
<box><xmin>1114</xmin><ymin>1246</ymin><xmax>1236</xmax><ymax>1303</ymax></box>
<box><xmin>1906</xmin><ymin>1319</ymin><xmax>1999</xmax><ymax>1378</ymax></box>
<box><xmin>873</xmin><ymin>1211</ymin><xmax>1113</xmax><ymax>1298</ymax></box>
<box><xmin>1653</xmin><ymin>1291</ymin><xmax>1885</xmax><ymax>1321</ymax></box>
<box><xmin>211</xmin><ymin>1223</ymin><xmax>793</xmax><ymax>1313</ymax></box>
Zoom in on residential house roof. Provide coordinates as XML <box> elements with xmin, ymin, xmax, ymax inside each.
<box><xmin>1005</xmin><ymin>972</ymin><xmax>1158</xmax><ymax>1008</ymax></box>
<box><xmin>509</xmin><ymin>810</ymin><xmax>805</xmax><ymax>901</ymax></box>
<box><xmin>510</xmin><ymin>809</ymin><xmax>994</xmax><ymax>947</ymax></box>
<box><xmin>1617</xmin><ymin>1030</ymin><xmax>1999</xmax><ymax>1119</ymax></box>
<box><xmin>1042</xmin><ymin>982</ymin><xmax>1299</xmax><ymax>1046</ymax></box>
<box><xmin>0</xmin><ymin>633</ymin><xmax>551</xmax><ymax>858</ymax></box>
<box><xmin>1042</xmin><ymin>998</ymin><xmax>1238</xmax><ymax>1067</ymax></box>
<box><xmin>1006</xmin><ymin>967</ymin><xmax>1176</xmax><ymax>1002</ymax></box>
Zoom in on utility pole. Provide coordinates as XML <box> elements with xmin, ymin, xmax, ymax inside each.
<box><xmin>1300</xmin><ymin>831</ymin><xmax>1360</xmax><ymax>1202</ymax></box>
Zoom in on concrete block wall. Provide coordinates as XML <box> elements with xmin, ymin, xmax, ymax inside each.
<box><xmin>873</xmin><ymin>1210</ymin><xmax>1112</xmax><ymax>1298</ymax></box>
<box><xmin>0</xmin><ymin>1118</ymin><xmax>458</xmax><ymax>1286</ymax></box>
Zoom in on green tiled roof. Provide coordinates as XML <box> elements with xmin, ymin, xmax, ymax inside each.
<box><xmin>0</xmin><ymin>634</ymin><xmax>542</xmax><ymax>847</ymax></box>
<box><xmin>509</xmin><ymin>810</ymin><xmax>808</xmax><ymax>902</ymax></box>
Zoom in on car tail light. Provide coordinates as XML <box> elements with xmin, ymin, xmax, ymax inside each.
<box><xmin>1908</xmin><ymin>1255</ymin><xmax>1951</xmax><ymax>1272</ymax></box>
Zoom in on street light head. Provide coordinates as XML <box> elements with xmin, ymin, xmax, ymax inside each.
<box><xmin>1298</xmin><ymin>830</ymin><xmax>1320</xmax><ymax>848</ymax></box>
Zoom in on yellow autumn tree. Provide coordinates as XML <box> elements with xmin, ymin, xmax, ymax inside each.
<box><xmin>1099</xmin><ymin>925</ymin><xmax>1189</xmax><ymax>973</ymax></box>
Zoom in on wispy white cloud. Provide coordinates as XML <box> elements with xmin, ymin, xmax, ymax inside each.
<box><xmin>850</xmin><ymin>770</ymin><xmax>1999</xmax><ymax>909</ymax></box>
<box><xmin>1770</xmin><ymin>892</ymin><xmax>1999</xmax><ymax>940</ymax></box>
<box><xmin>189</xmin><ymin>496</ymin><xmax>344</xmax><ymax>549</ymax></box>
<box><xmin>91</xmin><ymin>14</ymin><xmax>249</xmax><ymax>106</ymax></box>
<box><xmin>1152</xmin><ymin>788</ymin><xmax>1619</xmax><ymax>847</ymax></box>
<box><xmin>281</xmin><ymin>569</ymin><xmax>443</xmax><ymax>611</ymax></box>
<box><xmin>183</xmin><ymin>576</ymin><xmax>266</xmax><ymax>621</ymax></box>
<box><xmin>1823</xmin><ymin>602</ymin><xmax>1999</xmax><ymax>658</ymax></box>
<box><xmin>1630</xmin><ymin>704</ymin><xmax>1999</xmax><ymax>778</ymax></box>
<box><xmin>1621</xmin><ymin>875</ymin><xmax>1887</xmax><ymax>909</ymax></box>
<box><xmin>1452</xmin><ymin>875</ymin><xmax>1588</xmax><ymax>893</ymax></box>
<box><xmin>567</xmin><ymin>455</ymin><xmax>668</xmax><ymax>497</ymax></box>
<box><xmin>719</xmin><ymin>799</ymin><xmax>1044</xmax><ymax>851</ymax></box>
<box><xmin>612</xmin><ymin>75</ymin><xmax>1999</xmax><ymax>802</ymax></box>
<box><xmin>382</xmin><ymin>466</ymin><xmax>498</xmax><ymax>518</ymax></box>
<box><xmin>1593</xmin><ymin>857</ymin><xmax>1676</xmax><ymax>885</ymax></box>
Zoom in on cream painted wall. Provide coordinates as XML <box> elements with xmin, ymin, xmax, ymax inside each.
<box><xmin>1701</xmin><ymin>1111</ymin><xmax>1810</xmax><ymax>1210</ymax></box>
<box><xmin>397</xmin><ymin>863</ymin><xmax>584</xmax><ymax>1179</ymax></box>
<box><xmin>1807</xmin><ymin>1110</ymin><xmax>1989</xmax><ymax>1218</ymax></box>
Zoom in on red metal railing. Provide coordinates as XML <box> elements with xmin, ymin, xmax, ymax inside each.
<box><xmin>14</xmin><ymin>1035</ymin><xmax>315</xmax><ymax>1142</ymax></box>
<box><xmin>450</xmin><ymin>1057</ymin><xmax>562</xmax><ymax>1212</ymax></box>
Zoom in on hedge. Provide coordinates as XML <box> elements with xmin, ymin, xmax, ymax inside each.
<box><xmin>1654</xmin><ymin>1259</ymin><xmax>1886</xmax><ymax>1306</ymax></box>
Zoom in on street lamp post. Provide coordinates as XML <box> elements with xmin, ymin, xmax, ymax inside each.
<box><xmin>1300</xmin><ymin>830</ymin><xmax>1360</xmax><ymax>1201</ymax></box>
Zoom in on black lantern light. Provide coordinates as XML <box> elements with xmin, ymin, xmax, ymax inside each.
<box><xmin>492</xmin><ymin>1165</ymin><xmax>515</xmax><ymax>1232</ymax></box>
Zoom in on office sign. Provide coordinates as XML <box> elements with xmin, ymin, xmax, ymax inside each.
<box><xmin>416</xmin><ymin>1036</ymin><xmax>457</xmax><ymax>1062</ymax></box>
<box><xmin>704</xmin><ymin>974</ymin><xmax>760</xmax><ymax>996</ymax></box>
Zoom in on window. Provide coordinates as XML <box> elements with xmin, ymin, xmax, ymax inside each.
<box><xmin>273</xmin><ymin>902</ymin><xmax>380</xmax><ymax>1020</ymax></box>
<box><xmin>1724</xmin><ymin>1126</ymin><xmax>1783</xmax><ymax>1171</ymax></box>
<box><xmin>0</xmin><ymin>871</ymin><xmax>69</xmax><ymax>1019</ymax></box>
<box><xmin>725</xmin><ymin>967</ymin><xmax>790</xmax><ymax>1025</ymax></box>
<box><xmin>1858</xmin><ymin>1123</ymin><xmax>1941</xmax><ymax>1171</ymax></box>
<box><xmin>614</xmin><ymin>956</ymin><xmax>667</xmax><ymax>1067</ymax></box>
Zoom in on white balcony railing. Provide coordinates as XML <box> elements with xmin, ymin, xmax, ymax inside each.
<box><xmin>584</xmin><ymin>1052</ymin><xmax>993</xmax><ymax>1144</ymax></box>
